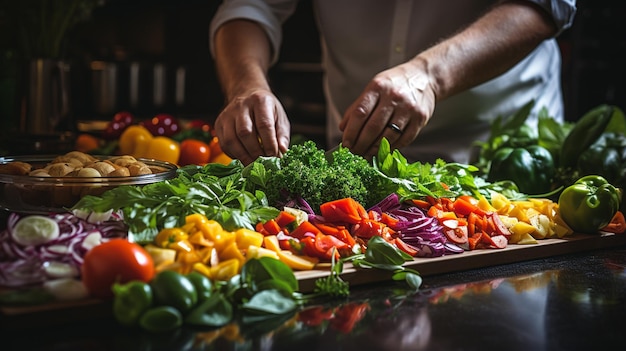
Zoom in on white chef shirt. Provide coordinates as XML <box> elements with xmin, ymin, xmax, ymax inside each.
<box><xmin>210</xmin><ymin>0</ymin><xmax>577</xmax><ymax>164</ymax></box>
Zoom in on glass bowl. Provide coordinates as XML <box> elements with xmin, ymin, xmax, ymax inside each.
<box><xmin>0</xmin><ymin>153</ymin><xmax>178</xmax><ymax>214</ymax></box>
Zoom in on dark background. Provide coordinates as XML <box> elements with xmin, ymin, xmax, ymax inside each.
<box><xmin>1</xmin><ymin>0</ymin><xmax>624</xmax><ymax>148</ymax></box>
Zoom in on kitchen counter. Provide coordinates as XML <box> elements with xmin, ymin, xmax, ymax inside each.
<box><xmin>2</xmin><ymin>238</ymin><xmax>625</xmax><ymax>351</ymax></box>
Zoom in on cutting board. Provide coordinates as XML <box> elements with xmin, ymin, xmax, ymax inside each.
<box><xmin>2</xmin><ymin>232</ymin><xmax>625</xmax><ymax>324</ymax></box>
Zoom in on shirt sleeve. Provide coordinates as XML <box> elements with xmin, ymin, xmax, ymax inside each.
<box><xmin>526</xmin><ymin>0</ymin><xmax>577</xmax><ymax>35</ymax></box>
<box><xmin>209</xmin><ymin>0</ymin><xmax>299</xmax><ymax>65</ymax></box>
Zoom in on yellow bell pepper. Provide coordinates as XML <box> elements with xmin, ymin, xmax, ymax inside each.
<box><xmin>118</xmin><ymin>124</ymin><xmax>180</xmax><ymax>164</ymax></box>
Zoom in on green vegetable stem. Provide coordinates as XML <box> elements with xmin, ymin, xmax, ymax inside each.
<box><xmin>487</xmin><ymin>145</ymin><xmax>555</xmax><ymax>195</ymax></box>
<box><xmin>112</xmin><ymin>280</ymin><xmax>153</xmax><ymax>327</ymax></box>
<box><xmin>557</xmin><ymin>175</ymin><xmax>622</xmax><ymax>234</ymax></box>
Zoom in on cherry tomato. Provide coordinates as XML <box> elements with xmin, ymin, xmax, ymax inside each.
<box><xmin>103</xmin><ymin>111</ymin><xmax>135</xmax><ymax>140</ymax></box>
<box><xmin>208</xmin><ymin>137</ymin><xmax>223</xmax><ymax>158</ymax></box>
<box><xmin>141</xmin><ymin>114</ymin><xmax>180</xmax><ymax>137</ymax></box>
<box><xmin>178</xmin><ymin>139</ymin><xmax>211</xmax><ymax>166</ymax></box>
<box><xmin>81</xmin><ymin>239</ymin><xmax>155</xmax><ymax>300</ymax></box>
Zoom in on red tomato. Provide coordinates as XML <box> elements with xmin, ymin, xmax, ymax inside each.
<box><xmin>178</xmin><ymin>139</ymin><xmax>212</xmax><ymax>166</ymax></box>
<box><xmin>81</xmin><ymin>239</ymin><xmax>155</xmax><ymax>300</ymax></box>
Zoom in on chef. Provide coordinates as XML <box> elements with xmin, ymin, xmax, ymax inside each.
<box><xmin>209</xmin><ymin>0</ymin><xmax>577</xmax><ymax>165</ymax></box>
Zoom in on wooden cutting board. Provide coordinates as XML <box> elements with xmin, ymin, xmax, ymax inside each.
<box><xmin>2</xmin><ymin>232</ymin><xmax>625</xmax><ymax>323</ymax></box>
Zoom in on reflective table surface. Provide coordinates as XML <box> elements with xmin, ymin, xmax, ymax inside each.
<box><xmin>2</xmin><ymin>243</ymin><xmax>626</xmax><ymax>351</ymax></box>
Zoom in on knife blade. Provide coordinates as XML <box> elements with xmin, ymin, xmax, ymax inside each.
<box><xmin>324</xmin><ymin>144</ymin><xmax>340</xmax><ymax>162</ymax></box>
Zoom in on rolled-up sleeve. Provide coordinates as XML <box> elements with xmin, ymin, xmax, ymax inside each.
<box><xmin>526</xmin><ymin>0</ymin><xmax>577</xmax><ymax>35</ymax></box>
<box><xmin>210</xmin><ymin>0</ymin><xmax>299</xmax><ymax>65</ymax></box>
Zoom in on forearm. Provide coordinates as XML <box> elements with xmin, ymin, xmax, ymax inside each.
<box><xmin>213</xmin><ymin>19</ymin><xmax>273</xmax><ymax>102</ymax></box>
<box><xmin>419</xmin><ymin>0</ymin><xmax>559</xmax><ymax>101</ymax></box>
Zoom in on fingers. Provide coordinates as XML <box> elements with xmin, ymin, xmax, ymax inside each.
<box><xmin>340</xmin><ymin>65</ymin><xmax>435</xmax><ymax>158</ymax></box>
<box><xmin>214</xmin><ymin>91</ymin><xmax>289</xmax><ymax>165</ymax></box>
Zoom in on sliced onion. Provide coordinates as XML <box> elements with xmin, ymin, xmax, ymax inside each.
<box><xmin>0</xmin><ymin>212</ymin><xmax>127</xmax><ymax>289</ymax></box>
<box><xmin>43</xmin><ymin>278</ymin><xmax>88</xmax><ymax>301</ymax></box>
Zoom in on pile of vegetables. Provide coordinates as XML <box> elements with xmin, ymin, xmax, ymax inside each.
<box><xmin>1</xmin><ymin>100</ymin><xmax>625</xmax><ymax>335</ymax></box>
<box><xmin>76</xmin><ymin>111</ymin><xmax>232</xmax><ymax>167</ymax></box>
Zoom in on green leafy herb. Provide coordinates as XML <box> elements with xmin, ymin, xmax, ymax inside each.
<box><xmin>71</xmin><ymin>161</ymin><xmax>279</xmax><ymax>244</ymax></box>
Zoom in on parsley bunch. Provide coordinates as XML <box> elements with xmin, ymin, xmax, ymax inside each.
<box><xmin>249</xmin><ymin>141</ymin><xmax>394</xmax><ymax>212</ymax></box>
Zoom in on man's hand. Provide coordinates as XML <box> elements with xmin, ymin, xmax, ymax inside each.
<box><xmin>340</xmin><ymin>59</ymin><xmax>436</xmax><ymax>158</ymax></box>
<box><xmin>213</xmin><ymin>88</ymin><xmax>290</xmax><ymax>165</ymax></box>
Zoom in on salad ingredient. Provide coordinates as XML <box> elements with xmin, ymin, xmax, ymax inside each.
<box><xmin>487</xmin><ymin>145</ymin><xmax>555</xmax><ymax>195</ymax></box>
<box><xmin>139</xmin><ymin>305</ymin><xmax>183</xmax><ymax>333</ymax></box>
<box><xmin>602</xmin><ymin>211</ymin><xmax>626</xmax><ymax>234</ymax></box>
<box><xmin>184</xmin><ymin>293</ymin><xmax>233</xmax><ymax>327</ymax></box>
<box><xmin>42</xmin><ymin>277</ymin><xmax>88</xmax><ymax>301</ymax></box>
<box><xmin>558</xmin><ymin>175</ymin><xmax>621</xmax><ymax>234</ymax></box>
<box><xmin>150</xmin><ymin>270</ymin><xmax>198</xmax><ymax>313</ymax></box>
<box><xmin>72</xmin><ymin>161</ymin><xmax>279</xmax><ymax>243</ymax></box>
<box><xmin>102</xmin><ymin>111</ymin><xmax>135</xmax><ymax>140</ymax></box>
<box><xmin>186</xmin><ymin>271</ymin><xmax>213</xmax><ymax>303</ymax></box>
<box><xmin>118</xmin><ymin>125</ymin><xmax>153</xmax><ymax>156</ymax></box>
<box><xmin>178</xmin><ymin>139</ymin><xmax>211</xmax><ymax>166</ymax></box>
<box><xmin>245</xmin><ymin>141</ymin><xmax>394</xmax><ymax>211</ymax></box>
<box><xmin>559</xmin><ymin>104</ymin><xmax>616</xmax><ymax>169</ymax></box>
<box><xmin>11</xmin><ymin>215</ymin><xmax>60</xmax><ymax>246</ymax></box>
<box><xmin>112</xmin><ymin>280</ymin><xmax>153</xmax><ymax>326</ymax></box>
<box><xmin>81</xmin><ymin>239</ymin><xmax>155</xmax><ymax>299</ymax></box>
<box><xmin>146</xmin><ymin>136</ymin><xmax>180</xmax><ymax>164</ymax></box>
<box><xmin>0</xmin><ymin>212</ymin><xmax>127</xmax><ymax>289</ymax></box>
<box><xmin>141</xmin><ymin>114</ymin><xmax>180</xmax><ymax>137</ymax></box>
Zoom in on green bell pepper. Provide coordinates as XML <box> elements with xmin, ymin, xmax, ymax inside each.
<box><xmin>557</xmin><ymin>175</ymin><xmax>622</xmax><ymax>234</ymax></box>
<box><xmin>487</xmin><ymin>145</ymin><xmax>555</xmax><ymax>195</ymax></box>
<box><xmin>150</xmin><ymin>270</ymin><xmax>198</xmax><ymax>314</ymax></box>
<box><xmin>578</xmin><ymin>132</ymin><xmax>626</xmax><ymax>189</ymax></box>
<box><xmin>112</xmin><ymin>280</ymin><xmax>153</xmax><ymax>327</ymax></box>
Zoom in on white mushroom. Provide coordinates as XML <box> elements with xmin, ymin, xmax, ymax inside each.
<box><xmin>127</xmin><ymin>162</ymin><xmax>152</xmax><ymax>176</ymax></box>
<box><xmin>46</xmin><ymin>163</ymin><xmax>76</xmax><ymax>177</ymax></box>
<box><xmin>77</xmin><ymin>167</ymin><xmax>102</xmax><ymax>178</ymax></box>
<box><xmin>86</xmin><ymin>161</ymin><xmax>116</xmax><ymax>176</ymax></box>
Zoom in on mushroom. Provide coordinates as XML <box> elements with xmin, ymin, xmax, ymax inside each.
<box><xmin>53</xmin><ymin>151</ymin><xmax>97</xmax><ymax>166</ymax></box>
<box><xmin>46</xmin><ymin>163</ymin><xmax>76</xmax><ymax>177</ymax></box>
<box><xmin>85</xmin><ymin>161</ymin><xmax>116</xmax><ymax>176</ymax></box>
<box><xmin>109</xmin><ymin>155</ymin><xmax>138</xmax><ymax>168</ymax></box>
<box><xmin>0</xmin><ymin>161</ymin><xmax>32</xmax><ymax>175</ymax></box>
<box><xmin>29</xmin><ymin>169</ymin><xmax>51</xmax><ymax>177</ymax></box>
<box><xmin>76</xmin><ymin>167</ymin><xmax>102</xmax><ymax>178</ymax></box>
<box><xmin>127</xmin><ymin>162</ymin><xmax>152</xmax><ymax>176</ymax></box>
<box><xmin>108</xmin><ymin>167</ymin><xmax>131</xmax><ymax>177</ymax></box>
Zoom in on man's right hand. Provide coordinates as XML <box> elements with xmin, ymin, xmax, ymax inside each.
<box><xmin>213</xmin><ymin>88</ymin><xmax>291</xmax><ymax>165</ymax></box>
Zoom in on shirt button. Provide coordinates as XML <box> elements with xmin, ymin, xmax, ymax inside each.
<box><xmin>394</xmin><ymin>45</ymin><xmax>403</xmax><ymax>53</ymax></box>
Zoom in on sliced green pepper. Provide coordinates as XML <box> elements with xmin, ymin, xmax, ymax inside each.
<box><xmin>112</xmin><ymin>280</ymin><xmax>153</xmax><ymax>327</ymax></box>
<box><xmin>487</xmin><ymin>145</ymin><xmax>555</xmax><ymax>195</ymax></box>
<box><xmin>558</xmin><ymin>175</ymin><xmax>622</xmax><ymax>234</ymax></box>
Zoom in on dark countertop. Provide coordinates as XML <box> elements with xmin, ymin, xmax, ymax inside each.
<box><xmin>2</xmin><ymin>243</ymin><xmax>626</xmax><ymax>351</ymax></box>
